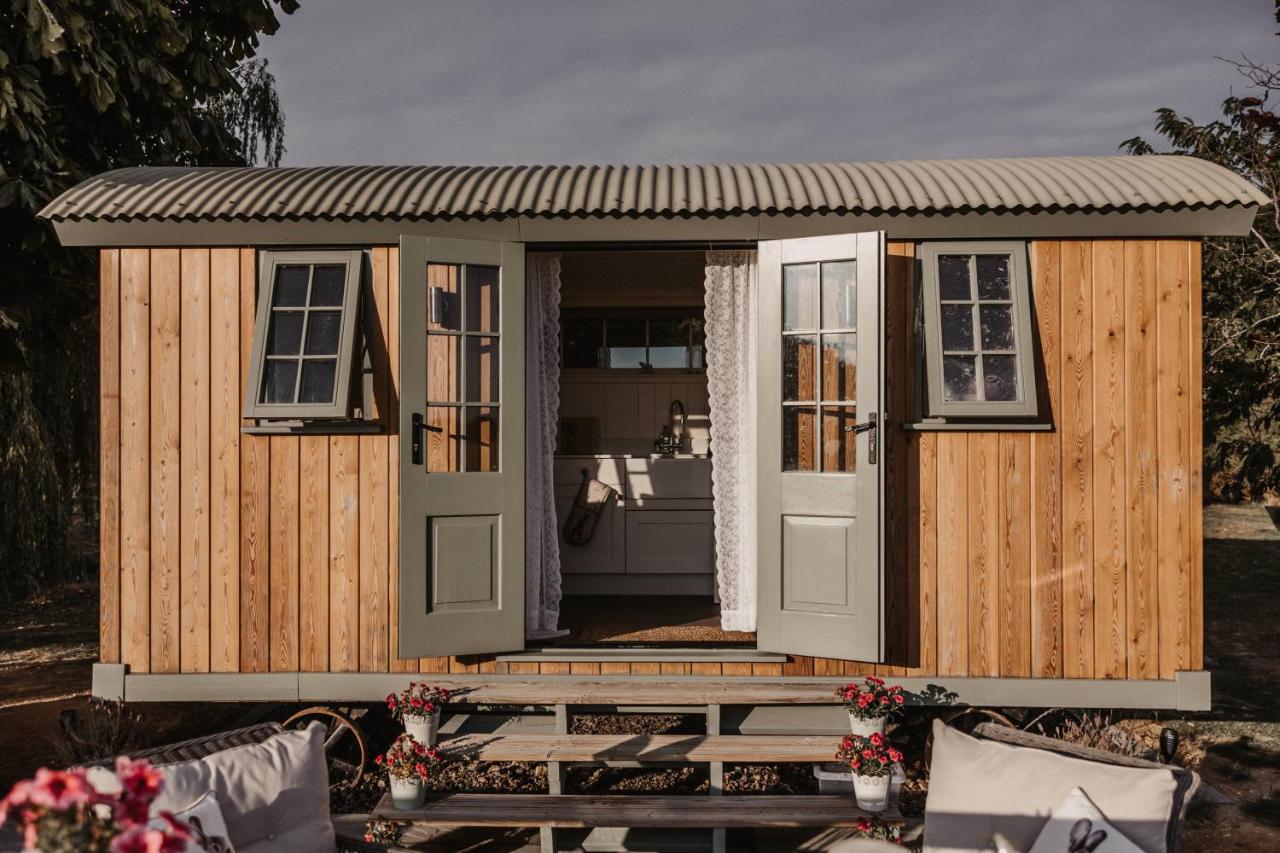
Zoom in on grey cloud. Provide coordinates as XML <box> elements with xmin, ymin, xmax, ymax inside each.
<box><xmin>258</xmin><ymin>0</ymin><xmax>1276</xmax><ymax>166</ymax></box>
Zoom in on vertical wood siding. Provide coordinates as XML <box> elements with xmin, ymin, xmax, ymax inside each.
<box><xmin>101</xmin><ymin>240</ymin><xmax>1203</xmax><ymax>679</ymax></box>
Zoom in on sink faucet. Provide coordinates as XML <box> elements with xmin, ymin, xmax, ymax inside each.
<box><xmin>655</xmin><ymin>399</ymin><xmax>687</xmax><ymax>456</ymax></box>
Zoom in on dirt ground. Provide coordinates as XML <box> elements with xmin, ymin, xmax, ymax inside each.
<box><xmin>1</xmin><ymin>503</ymin><xmax>1278</xmax><ymax>850</ymax></box>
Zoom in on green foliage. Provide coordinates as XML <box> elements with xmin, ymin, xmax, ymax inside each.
<box><xmin>1124</xmin><ymin>60</ymin><xmax>1280</xmax><ymax>501</ymax></box>
<box><xmin>0</xmin><ymin>0</ymin><xmax>295</xmax><ymax>599</ymax></box>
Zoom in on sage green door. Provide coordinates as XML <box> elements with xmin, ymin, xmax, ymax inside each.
<box><xmin>399</xmin><ymin>237</ymin><xmax>525</xmax><ymax>658</ymax></box>
<box><xmin>756</xmin><ymin>233</ymin><xmax>885</xmax><ymax>661</ymax></box>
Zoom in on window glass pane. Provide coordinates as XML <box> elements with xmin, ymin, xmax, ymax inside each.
<box><xmin>941</xmin><ymin>304</ymin><xmax>975</xmax><ymax>352</ymax></box>
<box><xmin>821</xmin><ymin>406</ymin><xmax>858</xmax><ymax>473</ymax></box>
<box><xmin>261</xmin><ymin>360</ymin><xmax>298</xmax><ymax>404</ymax></box>
<box><xmin>465</xmin><ymin>406</ymin><xmax>499</xmax><ymax>472</ymax></box>
<box><xmin>310</xmin><ymin>265</ymin><xmax>346</xmax><ymax>306</ymax></box>
<box><xmin>465</xmin><ymin>265</ymin><xmax>500</xmax><ymax>333</ymax></box>
<box><xmin>466</xmin><ymin>336</ymin><xmax>499</xmax><ymax>403</ymax></box>
<box><xmin>274</xmin><ymin>265</ymin><xmax>310</xmax><ymax>307</ymax></box>
<box><xmin>942</xmin><ymin>355</ymin><xmax>978</xmax><ymax>402</ymax></box>
<box><xmin>648</xmin><ymin>318</ymin><xmax>688</xmax><ymax>368</ymax></box>
<box><xmin>782</xmin><ymin>406</ymin><xmax>817</xmax><ymax>472</ymax></box>
<box><xmin>690</xmin><ymin>317</ymin><xmax>706</xmax><ymax>369</ymax></box>
<box><xmin>983</xmin><ymin>355</ymin><xmax>1019</xmax><ymax>401</ymax></box>
<box><xmin>304</xmin><ymin>311</ymin><xmax>342</xmax><ymax>356</ymax></box>
<box><xmin>783</xmin><ymin>264</ymin><xmax>818</xmax><ymax>331</ymax></box>
<box><xmin>821</xmin><ymin>333</ymin><xmax>856</xmax><ymax>401</ymax></box>
<box><xmin>938</xmin><ymin>256</ymin><xmax>971</xmax><ymax>301</ymax></box>
<box><xmin>267</xmin><ymin>311</ymin><xmax>304</xmax><ymax>355</ymax></box>
<box><xmin>976</xmin><ymin>255</ymin><xmax>1011</xmax><ymax>300</ymax></box>
<box><xmin>563</xmin><ymin>318</ymin><xmax>604</xmax><ymax>368</ymax></box>
<box><xmin>427</xmin><ymin>334</ymin><xmax>461</xmax><ymax>403</ymax></box>
<box><xmin>298</xmin><ymin>359</ymin><xmax>337</xmax><ymax>404</ymax></box>
<box><xmin>607</xmin><ymin>318</ymin><xmax>646</xmax><ymax>368</ymax></box>
<box><xmin>783</xmin><ymin>335</ymin><xmax>816</xmax><ymax>401</ymax></box>
<box><xmin>427</xmin><ymin>263</ymin><xmax>461</xmax><ymax>331</ymax></box>
<box><xmin>821</xmin><ymin>260</ymin><xmax>857</xmax><ymax>329</ymax></box>
<box><xmin>425</xmin><ymin>406</ymin><xmax>462</xmax><ymax>472</ymax></box>
<box><xmin>979</xmin><ymin>304</ymin><xmax>1015</xmax><ymax>351</ymax></box>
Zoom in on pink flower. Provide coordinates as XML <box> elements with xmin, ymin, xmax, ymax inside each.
<box><xmin>888</xmin><ymin>748</ymin><xmax>903</xmax><ymax>762</ymax></box>
<box><xmin>414</xmin><ymin>742</ymin><xmax>426</xmax><ymax>756</ymax></box>
<box><xmin>374</xmin><ymin>754</ymin><xmax>385</xmax><ymax>765</ymax></box>
<box><xmin>866</xmin><ymin>676</ymin><xmax>884</xmax><ymax>686</ymax></box>
<box><xmin>414</xmin><ymin>762</ymin><xmax>428</xmax><ymax>778</ymax></box>
<box><xmin>109</xmin><ymin>825</ymin><xmax>169</xmax><ymax>853</ymax></box>
<box><xmin>0</xmin><ymin>779</ymin><xmax>33</xmax><ymax>827</ymax></box>
<box><xmin>869</xmin><ymin>732</ymin><xmax>885</xmax><ymax>747</ymax></box>
<box><xmin>28</xmin><ymin>768</ymin><xmax>93</xmax><ymax>811</ymax></box>
<box><xmin>861</xmin><ymin>748</ymin><xmax>874</xmax><ymax>759</ymax></box>
<box><xmin>893</xmin><ymin>694</ymin><xmax>905</xmax><ymax>705</ymax></box>
<box><xmin>114</xmin><ymin>757</ymin><xmax>164</xmax><ymax>825</ymax></box>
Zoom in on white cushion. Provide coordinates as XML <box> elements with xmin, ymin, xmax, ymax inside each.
<box><xmin>158</xmin><ymin>790</ymin><xmax>235</xmax><ymax>852</ymax></box>
<box><xmin>89</xmin><ymin>725</ymin><xmax>335</xmax><ymax>853</ymax></box>
<box><xmin>924</xmin><ymin>720</ymin><xmax>1178</xmax><ymax>853</ymax></box>
<box><xmin>1028</xmin><ymin>788</ymin><xmax>1144</xmax><ymax>853</ymax></box>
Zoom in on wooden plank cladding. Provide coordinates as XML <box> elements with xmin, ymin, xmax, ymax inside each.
<box><xmin>101</xmin><ymin>239</ymin><xmax>1203</xmax><ymax>680</ymax></box>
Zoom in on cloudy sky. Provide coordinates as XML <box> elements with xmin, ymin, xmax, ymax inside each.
<box><xmin>256</xmin><ymin>0</ymin><xmax>1276</xmax><ymax>167</ymax></box>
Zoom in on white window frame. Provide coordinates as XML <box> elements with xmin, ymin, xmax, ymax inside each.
<box><xmin>242</xmin><ymin>249</ymin><xmax>365</xmax><ymax>420</ymax></box>
<box><xmin>919</xmin><ymin>240</ymin><xmax>1039</xmax><ymax>419</ymax></box>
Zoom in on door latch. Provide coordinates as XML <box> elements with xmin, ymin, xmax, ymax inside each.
<box><xmin>411</xmin><ymin>413</ymin><xmax>424</xmax><ymax>465</ymax></box>
<box><xmin>844</xmin><ymin>411</ymin><xmax>878</xmax><ymax>465</ymax></box>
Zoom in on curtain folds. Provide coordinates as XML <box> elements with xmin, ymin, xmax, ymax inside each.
<box><xmin>525</xmin><ymin>252</ymin><xmax>563</xmax><ymax>636</ymax></box>
<box><xmin>704</xmin><ymin>250</ymin><xmax>758</xmax><ymax>632</ymax></box>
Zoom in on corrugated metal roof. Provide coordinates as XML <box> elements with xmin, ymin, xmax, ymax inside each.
<box><xmin>38</xmin><ymin>155</ymin><xmax>1266</xmax><ymax>223</ymax></box>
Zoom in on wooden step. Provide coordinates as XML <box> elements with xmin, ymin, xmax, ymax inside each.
<box><xmin>429</xmin><ymin>677</ymin><xmax>849</xmax><ymax>706</ymax></box>
<box><xmin>438</xmin><ymin>733</ymin><xmax>843</xmax><ymax>763</ymax></box>
<box><xmin>371</xmin><ymin>793</ymin><xmax>899</xmax><ymax>828</ymax></box>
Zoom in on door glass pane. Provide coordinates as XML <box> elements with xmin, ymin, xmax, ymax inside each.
<box><xmin>465</xmin><ymin>406</ymin><xmax>499</xmax><ymax>472</ymax></box>
<box><xmin>274</xmin><ymin>265</ymin><xmax>310</xmax><ymax>307</ymax></box>
<box><xmin>821</xmin><ymin>260</ymin><xmax>857</xmax><ymax>328</ymax></box>
<box><xmin>976</xmin><ymin>255</ymin><xmax>1011</xmax><ymax>300</ymax></box>
<box><xmin>304</xmin><ymin>311</ymin><xmax>342</xmax><ymax>355</ymax></box>
<box><xmin>427</xmin><ymin>263</ymin><xmax>461</xmax><ymax>331</ymax></box>
<box><xmin>648</xmin><ymin>318</ymin><xmax>688</xmax><ymax>368</ymax></box>
<box><xmin>607</xmin><ymin>318</ymin><xmax>646</xmax><ymax>368</ymax></box>
<box><xmin>979</xmin><ymin>304</ymin><xmax>1015</xmax><ymax>351</ymax></box>
<box><xmin>563</xmin><ymin>318</ymin><xmax>604</xmax><ymax>368</ymax></box>
<box><xmin>309</xmin><ymin>265</ymin><xmax>346</xmax><ymax>306</ymax></box>
<box><xmin>465</xmin><ymin>265</ymin><xmax>500</xmax><ymax>333</ymax></box>
<box><xmin>425</xmin><ymin>406</ymin><xmax>462</xmax><ymax>472</ymax></box>
<box><xmin>427</xmin><ymin>335</ymin><xmax>462</xmax><ymax>403</ymax></box>
<box><xmin>821</xmin><ymin>333</ymin><xmax>856</xmax><ymax>401</ymax></box>
<box><xmin>783</xmin><ymin>264</ymin><xmax>818</xmax><ymax>331</ymax></box>
<box><xmin>983</xmin><ymin>355</ymin><xmax>1019</xmax><ymax>401</ymax></box>
<box><xmin>821</xmin><ymin>406</ymin><xmax>858</xmax><ymax>473</ymax></box>
<box><xmin>941</xmin><ymin>304</ymin><xmax>975</xmax><ymax>351</ymax></box>
<box><xmin>261</xmin><ymin>360</ymin><xmax>298</xmax><ymax>404</ymax></box>
<box><xmin>267</xmin><ymin>312</ymin><xmax>304</xmax><ymax>355</ymax></box>
<box><xmin>466</xmin><ymin>336</ymin><xmax>499</xmax><ymax>403</ymax></box>
<box><xmin>783</xmin><ymin>406</ymin><xmax>817</xmax><ymax>472</ymax></box>
<box><xmin>938</xmin><ymin>255</ymin><xmax>971</xmax><ymax>301</ymax></box>
<box><xmin>942</xmin><ymin>355</ymin><xmax>978</xmax><ymax>402</ymax></box>
<box><xmin>783</xmin><ymin>335</ymin><xmax>816</xmax><ymax>401</ymax></box>
<box><xmin>298</xmin><ymin>359</ymin><xmax>337</xmax><ymax>404</ymax></box>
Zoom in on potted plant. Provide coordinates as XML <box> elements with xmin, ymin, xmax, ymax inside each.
<box><xmin>834</xmin><ymin>675</ymin><xmax>905</xmax><ymax>737</ymax></box>
<box><xmin>375</xmin><ymin>733</ymin><xmax>443</xmax><ymax>811</ymax></box>
<box><xmin>0</xmin><ymin>757</ymin><xmax>190</xmax><ymax>852</ymax></box>
<box><xmin>386</xmin><ymin>682</ymin><xmax>451</xmax><ymax>746</ymax></box>
<box><xmin>836</xmin><ymin>732</ymin><xmax>903</xmax><ymax>813</ymax></box>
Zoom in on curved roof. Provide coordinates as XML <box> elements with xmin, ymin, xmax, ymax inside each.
<box><xmin>38</xmin><ymin>155</ymin><xmax>1265</xmax><ymax>224</ymax></box>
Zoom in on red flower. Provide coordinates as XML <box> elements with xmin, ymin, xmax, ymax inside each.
<box><xmin>888</xmin><ymin>748</ymin><xmax>903</xmax><ymax>763</ymax></box>
<box><xmin>869</xmin><ymin>732</ymin><xmax>885</xmax><ymax>747</ymax></box>
<box><xmin>28</xmin><ymin>768</ymin><xmax>94</xmax><ymax>812</ymax></box>
<box><xmin>861</xmin><ymin>748</ymin><xmax>875</xmax><ymax>759</ymax></box>
<box><xmin>856</xmin><ymin>817</ymin><xmax>872</xmax><ymax>832</ymax></box>
<box><xmin>108</xmin><ymin>825</ymin><xmax>169</xmax><ymax>853</ymax></box>
<box><xmin>894</xmin><ymin>694</ymin><xmax>905</xmax><ymax>705</ymax></box>
<box><xmin>414</xmin><ymin>762</ymin><xmax>428</xmax><ymax>778</ymax></box>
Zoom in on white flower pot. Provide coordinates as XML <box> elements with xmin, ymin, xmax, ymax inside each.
<box><xmin>847</xmin><ymin>712</ymin><xmax>887</xmax><ymax>738</ymax></box>
<box><xmin>403</xmin><ymin>709</ymin><xmax>441</xmax><ymax>746</ymax></box>
<box><xmin>852</xmin><ymin>772</ymin><xmax>891</xmax><ymax>813</ymax></box>
<box><xmin>388</xmin><ymin>774</ymin><xmax>425</xmax><ymax>810</ymax></box>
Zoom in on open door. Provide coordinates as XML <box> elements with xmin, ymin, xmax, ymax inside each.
<box><xmin>399</xmin><ymin>237</ymin><xmax>525</xmax><ymax>658</ymax></box>
<box><xmin>756</xmin><ymin>233</ymin><xmax>885</xmax><ymax>661</ymax></box>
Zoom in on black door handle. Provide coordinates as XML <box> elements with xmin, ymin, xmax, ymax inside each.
<box><xmin>843</xmin><ymin>411</ymin><xmax>878</xmax><ymax>465</ymax></box>
<box><xmin>411</xmin><ymin>413</ymin><xmax>424</xmax><ymax>465</ymax></box>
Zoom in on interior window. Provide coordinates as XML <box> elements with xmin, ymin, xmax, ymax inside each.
<box><xmin>243</xmin><ymin>250</ymin><xmax>364</xmax><ymax>420</ymax></box>
<box><xmin>560</xmin><ymin>310</ymin><xmax>706</xmax><ymax>371</ymax></box>
<box><xmin>919</xmin><ymin>241</ymin><xmax>1039</xmax><ymax>419</ymax></box>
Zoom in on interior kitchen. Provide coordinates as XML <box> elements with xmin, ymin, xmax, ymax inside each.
<box><xmin>550</xmin><ymin>250</ymin><xmax>749</xmax><ymax>644</ymax></box>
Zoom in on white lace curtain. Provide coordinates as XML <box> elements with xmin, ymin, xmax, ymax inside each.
<box><xmin>525</xmin><ymin>253</ymin><xmax>563</xmax><ymax>636</ymax></box>
<box><xmin>704</xmin><ymin>250</ymin><xmax>758</xmax><ymax>632</ymax></box>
